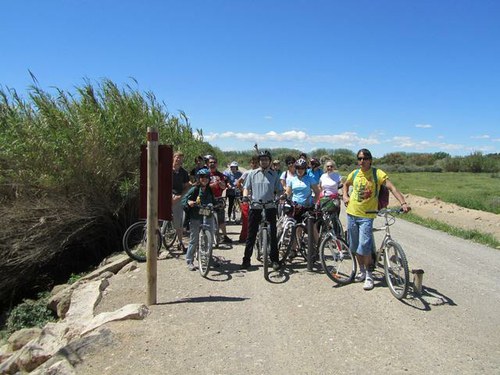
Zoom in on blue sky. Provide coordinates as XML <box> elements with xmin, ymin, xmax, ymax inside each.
<box><xmin>2</xmin><ymin>0</ymin><xmax>499</xmax><ymax>157</ymax></box>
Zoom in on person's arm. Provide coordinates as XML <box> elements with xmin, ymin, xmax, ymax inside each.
<box><xmin>342</xmin><ymin>180</ymin><xmax>351</xmax><ymax>207</ymax></box>
<box><xmin>384</xmin><ymin>179</ymin><xmax>411</xmax><ymax>213</ymax></box>
<box><xmin>312</xmin><ymin>183</ymin><xmax>321</xmax><ymax>204</ymax></box>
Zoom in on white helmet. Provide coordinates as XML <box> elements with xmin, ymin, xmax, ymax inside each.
<box><xmin>229</xmin><ymin>161</ymin><xmax>239</xmax><ymax>167</ymax></box>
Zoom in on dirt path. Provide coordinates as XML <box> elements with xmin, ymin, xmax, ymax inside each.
<box><xmin>74</xmin><ymin>203</ymin><xmax>500</xmax><ymax>374</ymax></box>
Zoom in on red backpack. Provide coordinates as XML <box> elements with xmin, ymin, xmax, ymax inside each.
<box><xmin>352</xmin><ymin>168</ymin><xmax>389</xmax><ymax>210</ymax></box>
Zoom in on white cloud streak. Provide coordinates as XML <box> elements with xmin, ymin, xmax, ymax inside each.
<box><xmin>415</xmin><ymin>124</ymin><xmax>432</xmax><ymax>128</ymax></box>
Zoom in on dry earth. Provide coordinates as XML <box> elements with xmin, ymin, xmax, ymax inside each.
<box><xmin>403</xmin><ymin>193</ymin><xmax>500</xmax><ymax>243</ymax></box>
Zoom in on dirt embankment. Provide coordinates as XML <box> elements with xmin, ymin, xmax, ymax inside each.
<box><xmin>403</xmin><ymin>193</ymin><xmax>500</xmax><ymax>242</ymax></box>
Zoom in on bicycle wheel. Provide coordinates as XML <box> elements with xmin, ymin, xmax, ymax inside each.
<box><xmin>123</xmin><ymin>221</ymin><xmax>161</xmax><ymax>262</ymax></box>
<box><xmin>197</xmin><ymin>228</ymin><xmax>213</xmax><ymax>277</ymax></box>
<box><xmin>320</xmin><ymin>234</ymin><xmax>356</xmax><ymax>285</ymax></box>
<box><xmin>161</xmin><ymin>220</ymin><xmax>177</xmax><ymax>249</ymax></box>
<box><xmin>384</xmin><ymin>240</ymin><xmax>409</xmax><ymax>300</ymax></box>
<box><xmin>277</xmin><ymin>221</ymin><xmax>294</xmax><ymax>263</ymax></box>
<box><xmin>255</xmin><ymin>231</ymin><xmax>263</xmax><ymax>262</ymax></box>
<box><xmin>213</xmin><ymin>214</ymin><xmax>220</xmax><ymax>248</ymax></box>
<box><xmin>261</xmin><ymin>228</ymin><xmax>270</xmax><ymax>280</ymax></box>
<box><xmin>232</xmin><ymin>199</ymin><xmax>241</xmax><ymax>224</ymax></box>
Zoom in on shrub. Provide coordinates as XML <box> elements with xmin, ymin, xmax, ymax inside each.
<box><xmin>5</xmin><ymin>293</ymin><xmax>55</xmax><ymax>334</ymax></box>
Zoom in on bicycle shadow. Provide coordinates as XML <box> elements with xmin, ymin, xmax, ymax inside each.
<box><xmin>402</xmin><ymin>285</ymin><xmax>457</xmax><ymax>311</ymax></box>
<box><xmin>200</xmin><ymin>256</ymin><xmax>248</xmax><ymax>282</ymax></box>
<box><xmin>370</xmin><ymin>270</ymin><xmax>456</xmax><ymax>310</ymax></box>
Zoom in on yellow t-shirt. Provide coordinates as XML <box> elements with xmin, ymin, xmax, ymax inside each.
<box><xmin>345</xmin><ymin>167</ymin><xmax>387</xmax><ymax>219</ymax></box>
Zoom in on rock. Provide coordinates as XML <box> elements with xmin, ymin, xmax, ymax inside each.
<box><xmin>0</xmin><ymin>343</ymin><xmax>12</xmax><ymax>363</ymax></box>
<box><xmin>65</xmin><ymin>279</ymin><xmax>109</xmax><ymax>323</ymax></box>
<box><xmin>30</xmin><ymin>357</ymin><xmax>76</xmax><ymax>375</ymax></box>
<box><xmin>79</xmin><ymin>256</ymin><xmax>131</xmax><ymax>281</ymax></box>
<box><xmin>7</xmin><ymin>327</ymin><xmax>42</xmax><ymax>351</ymax></box>
<box><xmin>48</xmin><ymin>287</ymin><xmax>73</xmax><ymax>318</ymax></box>
<box><xmin>50</xmin><ymin>284</ymin><xmax>70</xmax><ymax>297</ymax></box>
<box><xmin>81</xmin><ymin>303</ymin><xmax>149</xmax><ymax>335</ymax></box>
<box><xmin>117</xmin><ymin>261</ymin><xmax>138</xmax><ymax>274</ymax></box>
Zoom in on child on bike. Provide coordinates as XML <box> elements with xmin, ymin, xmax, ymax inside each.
<box><xmin>183</xmin><ymin>168</ymin><xmax>216</xmax><ymax>271</ymax></box>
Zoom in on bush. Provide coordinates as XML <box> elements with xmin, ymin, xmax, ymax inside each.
<box><xmin>5</xmin><ymin>293</ymin><xmax>55</xmax><ymax>334</ymax></box>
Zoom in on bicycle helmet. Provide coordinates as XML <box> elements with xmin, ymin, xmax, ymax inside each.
<box><xmin>203</xmin><ymin>154</ymin><xmax>214</xmax><ymax>162</ymax></box>
<box><xmin>229</xmin><ymin>161</ymin><xmax>239</xmax><ymax>167</ymax></box>
<box><xmin>294</xmin><ymin>159</ymin><xmax>307</xmax><ymax>169</ymax></box>
<box><xmin>258</xmin><ymin>150</ymin><xmax>272</xmax><ymax>160</ymax></box>
<box><xmin>196</xmin><ymin>168</ymin><xmax>210</xmax><ymax>178</ymax></box>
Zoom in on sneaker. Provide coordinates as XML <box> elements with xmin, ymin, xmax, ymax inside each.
<box><xmin>355</xmin><ymin>272</ymin><xmax>366</xmax><ymax>282</ymax></box>
<box><xmin>187</xmin><ymin>263</ymin><xmax>196</xmax><ymax>271</ymax></box>
<box><xmin>363</xmin><ymin>277</ymin><xmax>374</xmax><ymax>290</ymax></box>
<box><xmin>223</xmin><ymin>235</ymin><xmax>233</xmax><ymax>243</ymax></box>
<box><xmin>240</xmin><ymin>259</ymin><xmax>251</xmax><ymax>269</ymax></box>
<box><xmin>272</xmin><ymin>261</ymin><xmax>281</xmax><ymax>271</ymax></box>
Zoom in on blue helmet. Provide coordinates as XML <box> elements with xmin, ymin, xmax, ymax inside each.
<box><xmin>196</xmin><ymin>168</ymin><xmax>210</xmax><ymax>178</ymax></box>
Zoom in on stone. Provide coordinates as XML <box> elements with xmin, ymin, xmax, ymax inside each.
<box><xmin>65</xmin><ymin>279</ymin><xmax>109</xmax><ymax>323</ymax></box>
<box><xmin>7</xmin><ymin>327</ymin><xmax>42</xmax><ymax>351</ymax></box>
<box><xmin>79</xmin><ymin>255</ymin><xmax>131</xmax><ymax>281</ymax></box>
<box><xmin>81</xmin><ymin>303</ymin><xmax>149</xmax><ymax>335</ymax></box>
<box><xmin>117</xmin><ymin>261</ymin><xmax>138</xmax><ymax>274</ymax></box>
<box><xmin>30</xmin><ymin>357</ymin><xmax>76</xmax><ymax>375</ymax></box>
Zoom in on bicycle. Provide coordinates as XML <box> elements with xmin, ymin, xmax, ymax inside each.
<box><xmin>212</xmin><ymin>197</ymin><xmax>225</xmax><ymax>247</ymax></box>
<box><xmin>319</xmin><ymin>209</ymin><xmax>356</xmax><ymax>285</ymax></box>
<box><xmin>194</xmin><ymin>204</ymin><xmax>216</xmax><ymax>277</ymax></box>
<box><xmin>122</xmin><ymin>219</ymin><xmax>177</xmax><ymax>262</ymax></box>
<box><xmin>365</xmin><ymin>207</ymin><xmax>410</xmax><ymax>300</ymax></box>
<box><xmin>250</xmin><ymin>199</ymin><xmax>278</xmax><ymax>280</ymax></box>
<box><xmin>229</xmin><ymin>190</ymin><xmax>242</xmax><ymax>224</ymax></box>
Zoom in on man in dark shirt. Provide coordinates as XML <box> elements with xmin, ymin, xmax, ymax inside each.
<box><xmin>172</xmin><ymin>151</ymin><xmax>190</xmax><ymax>251</ymax></box>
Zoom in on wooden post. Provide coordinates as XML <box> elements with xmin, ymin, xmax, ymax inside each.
<box><xmin>412</xmin><ymin>269</ymin><xmax>425</xmax><ymax>295</ymax></box>
<box><xmin>146</xmin><ymin>127</ymin><xmax>158</xmax><ymax>305</ymax></box>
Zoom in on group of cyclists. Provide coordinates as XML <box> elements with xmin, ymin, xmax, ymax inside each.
<box><xmin>180</xmin><ymin>148</ymin><xmax>411</xmax><ymax>291</ymax></box>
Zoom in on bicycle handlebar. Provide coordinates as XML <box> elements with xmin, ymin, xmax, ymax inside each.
<box><xmin>366</xmin><ymin>207</ymin><xmax>404</xmax><ymax>215</ymax></box>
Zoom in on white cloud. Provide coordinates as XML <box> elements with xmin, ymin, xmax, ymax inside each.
<box><xmin>415</xmin><ymin>124</ymin><xmax>432</xmax><ymax>128</ymax></box>
<box><xmin>470</xmin><ymin>135</ymin><xmax>490</xmax><ymax>139</ymax></box>
<box><xmin>264</xmin><ymin>115</ymin><xmax>273</xmax><ymax>120</ymax></box>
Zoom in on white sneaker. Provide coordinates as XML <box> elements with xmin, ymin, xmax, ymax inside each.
<box><xmin>187</xmin><ymin>263</ymin><xmax>196</xmax><ymax>271</ymax></box>
<box><xmin>363</xmin><ymin>277</ymin><xmax>374</xmax><ymax>290</ymax></box>
<box><xmin>355</xmin><ymin>272</ymin><xmax>366</xmax><ymax>282</ymax></box>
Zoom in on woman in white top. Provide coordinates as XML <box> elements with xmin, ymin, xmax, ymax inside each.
<box><xmin>280</xmin><ymin>155</ymin><xmax>297</xmax><ymax>190</ymax></box>
<box><xmin>319</xmin><ymin>160</ymin><xmax>342</xmax><ymax>198</ymax></box>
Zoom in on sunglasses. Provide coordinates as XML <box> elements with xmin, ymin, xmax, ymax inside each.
<box><xmin>296</xmin><ymin>167</ymin><xmax>306</xmax><ymax>170</ymax></box>
<box><xmin>358</xmin><ymin>157</ymin><xmax>370</xmax><ymax>161</ymax></box>
<box><xmin>199</xmin><ymin>175</ymin><xmax>209</xmax><ymax>179</ymax></box>
<box><xmin>326</xmin><ymin>165</ymin><xmax>333</xmax><ymax>168</ymax></box>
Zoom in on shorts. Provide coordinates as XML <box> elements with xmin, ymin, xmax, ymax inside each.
<box><xmin>347</xmin><ymin>214</ymin><xmax>374</xmax><ymax>256</ymax></box>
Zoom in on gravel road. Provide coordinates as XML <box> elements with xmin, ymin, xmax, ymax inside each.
<box><xmin>75</xmin><ymin>218</ymin><xmax>500</xmax><ymax>375</ymax></box>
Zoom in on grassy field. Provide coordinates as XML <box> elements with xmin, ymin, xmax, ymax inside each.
<box><xmin>384</xmin><ymin>172</ymin><xmax>499</xmax><ymax>214</ymax></box>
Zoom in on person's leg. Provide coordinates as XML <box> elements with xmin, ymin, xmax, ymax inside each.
<box><xmin>239</xmin><ymin>202</ymin><xmax>249</xmax><ymax>242</ymax></box>
<box><xmin>266</xmin><ymin>208</ymin><xmax>279</xmax><ymax>263</ymax></box>
<box><xmin>218</xmin><ymin>208</ymin><xmax>232</xmax><ymax>243</ymax></box>
<box><xmin>227</xmin><ymin>195</ymin><xmax>235</xmax><ymax>220</ymax></box>
<box><xmin>186</xmin><ymin>219</ymin><xmax>200</xmax><ymax>267</ymax></box>
<box><xmin>172</xmin><ymin>201</ymin><xmax>185</xmax><ymax>250</ymax></box>
<box><xmin>243</xmin><ymin>209</ymin><xmax>260</xmax><ymax>264</ymax></box>
<box><xmin>358</xmin><ymin>217</ymin><xmax>375</xmax><ymax>289</ymax></box>
<box><xmin>348</xmin><ymin>215</ymin><xmax>366</xmax><ymax>280</ymax></box>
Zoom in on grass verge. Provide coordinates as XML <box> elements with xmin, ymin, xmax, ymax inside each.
<box><xmin>401</xmin><ymin>212</ymin><xmax>500</xmax><ymax>249</ymax></box>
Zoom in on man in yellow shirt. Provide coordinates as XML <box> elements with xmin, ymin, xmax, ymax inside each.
<box><xmin>342</xmin><ymin>149</ymin><xmax>410</xmax><ymax>291</ymax></box>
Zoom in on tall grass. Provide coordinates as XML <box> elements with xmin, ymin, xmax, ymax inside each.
<box><xmin>0</xmin><ymin>78</ymin><xmax>215</xmax><ymax>309</ymax></box>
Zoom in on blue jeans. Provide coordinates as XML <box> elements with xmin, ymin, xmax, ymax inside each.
<box><xmin>347</xmin><ymin>214</ymin><xmax>374</xmax><ymax>256</ymax></box>
<box><xmin>186</xmin><ymin>217</ymin><xmax>214</xmax><ymax>264</ymax></box>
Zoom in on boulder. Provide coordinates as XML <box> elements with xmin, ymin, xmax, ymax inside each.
<box><xmin>7</xmin><ymin>327</ymin><xmax>42</xmax><ymax>351</ymax></box>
